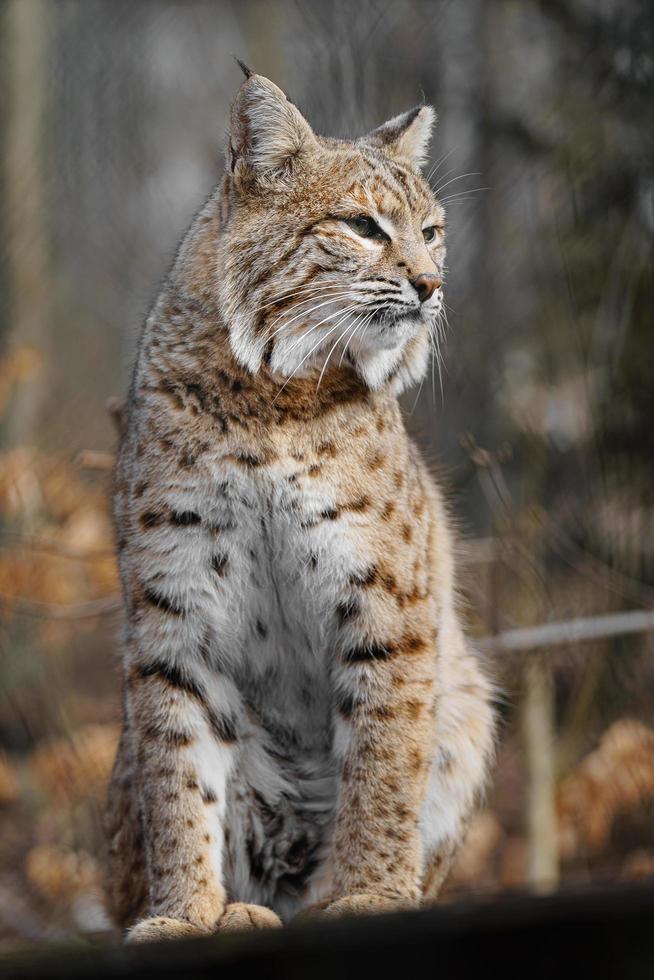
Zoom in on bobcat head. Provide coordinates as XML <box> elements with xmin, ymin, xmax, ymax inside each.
<box><xmin>181</xmin><ymin>67</ymin><xmax>446</xmax><ymax>394</ymax></box>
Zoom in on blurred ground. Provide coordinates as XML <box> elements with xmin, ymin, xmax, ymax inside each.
<box><xmin>0</xmin><ymin>0</ymin><xmax>653</xmax><ymax>954</ymax></box>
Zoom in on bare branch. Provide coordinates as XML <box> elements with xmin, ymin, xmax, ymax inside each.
<box><xmin>74</xmin><ymin>450</ymin><xmax>115</xmax><ymax>471</ymax></box>
<box><xmin>0</xmin><ymin>593</ymin><xmax>121</xmax><ymax>620</ymax></box>
<box><xmin>480</xmin><ymin>609</ymin><xmax>654</xmax><ymax>654</ymax></box>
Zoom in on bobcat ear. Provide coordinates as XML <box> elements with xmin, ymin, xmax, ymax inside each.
<box><xmin>364</xmin><ymin>105</ymin><xmax>436</xmax><ymax>169</ymax></box>
<box><xmin>227</xmin><ymin>72</ymin><xmax>317</xmax><ymax>188</ymax></box>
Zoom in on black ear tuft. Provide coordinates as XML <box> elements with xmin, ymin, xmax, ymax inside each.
<box><xmin>235</xmin><ymin>58</ymin><xmax>254</xmax><ymax>79</ymax></box>
<box><xmin>227</xmin><ymin>72</ymin><xmax>316</xmax><ymax>184</ymax></box>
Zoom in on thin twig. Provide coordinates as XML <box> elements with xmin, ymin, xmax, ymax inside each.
<box><xmin>74</xmin><ymin>450</ymin><xmax>115</xmax><ymax>471</ymax></box>
<box><xmin>0</xmin><ymin>530</ymin><xmax>115</xmax><ymax>561</ymax></box>
<box><xmin>0</xmin><ymin>593</ymin><xmax>121</xmax><ymax>620</ymax></box>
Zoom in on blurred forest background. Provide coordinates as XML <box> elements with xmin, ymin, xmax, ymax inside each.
<box><xmin>0</xmin><ymin>0</ymin><xmax>653</xmax><ymax>954</ymax></box>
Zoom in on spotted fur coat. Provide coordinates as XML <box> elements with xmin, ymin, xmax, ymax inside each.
<box><xmin>104</xmin><ymin>67</ymin><xmax>495</xmax><ymax>942</ymax></box>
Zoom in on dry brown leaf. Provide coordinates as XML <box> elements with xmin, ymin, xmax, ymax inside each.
<box><xmin>25</xmin><ymin>845</ymin><xmax>100</xmax><ymax>904</ymax></box>
<box><xmin>558</xmin><ymin>719</ymin><xmax>654</xmax><ymax>856</ymax></box>
<box><xmin>29</xmin><ymin>724</ymin><xmax>119</xmax><ymax>807</ymax></box>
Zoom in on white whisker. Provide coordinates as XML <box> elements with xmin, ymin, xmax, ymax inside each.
<box><xmin>432</xmin><ymin>171</ymin><xmax>482</xmax><ymax>197</ymax></box>
<box><xmin>338</xmin><ymin>309</ymin><xmax>374</xmax><ymax>367</ymax></box>
<box><xmin>282</xmin><ymin>304</ymin><xmax>361</xmax><ymax>358</ymax></box>
<box><xmin>409</xmin><ymin>365</ymin><xmax>426</xmax><ymax>415</ymax></box>
<box><xmin>254</xmin><ymin>281</ymin><xmax>356</xmax><ymax>314</ymax></box>
<box><xmin>426</xmin><ymin>147</ymin><xmax>456</xmax><ymax>183</ymax></box>
<box><xmin>315</xmin><ymin>313</ymin><xmax>360</xmax><ymax>391</ymax></box>
<box><xmin>273</xmin><ymin>315</ymin><xmax>356</xmax><ymax>403</ymax></box>
<box><xmin>266</xmin><ymin>293</ymin><xmax>356</xmax><ymax>337</ymax></box>
<box><xmin>265</xmin><ymin>298</ymin><xmax>356</xmax><ymax>344</ymax></box>
<box><xmin>438</xmin><ymin>187</ymin><xmax>490</xmax><ymax>204</ymax></box>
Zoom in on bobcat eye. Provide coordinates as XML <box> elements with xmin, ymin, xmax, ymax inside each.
<box><xmin>422</xmin><ymin>226</ymin><xmax>437</xmax><ymax>243</ymax></box>
<box><xmin>345</xmin><ymin>215</ymin><xmax>387</xmax><ymax>241</ymax></box>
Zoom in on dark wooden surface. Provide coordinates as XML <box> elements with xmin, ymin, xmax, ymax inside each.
<box><xmin>2</xmin><ymin>881</ymin><xmax>653</xmax><ymax>980</ymax></box>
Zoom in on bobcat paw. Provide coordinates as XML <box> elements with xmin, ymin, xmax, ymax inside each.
<box><xmin>322</xmin><ymin>893</ymin><xmax>415</xmax><ymax>918</ymax></box>
<box><xmin>294</xmin><ymin>897</ymin><xmax>334</xmax><ymax>920</ymax></box>
<box><xmin>219</xmin><ymin>902</ymin><xmax>283</xmax><ymax>934</ymax></box>
<box><xmin>126</xmin><ymin>915</ymin><xmax>211</xmax><ymax>944</ymax></box>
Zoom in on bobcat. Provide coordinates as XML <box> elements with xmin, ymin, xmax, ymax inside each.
<box><xmin>105</xmin><ymin>66</ymin><xmax>495</xmax><ymax>942</ymax></box>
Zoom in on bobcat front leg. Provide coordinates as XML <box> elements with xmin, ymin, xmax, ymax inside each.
<box><xmin>421</xmin><ymin>639</ymin><xmax>496</xmax><ymax>900</ymax></box>
<box><xmin>114</xmin><ymin>464</ymin><xmax>283</xmax><ymax>942</ymax></box>
<box><xmin>123</xmin><ymin>606</ymin><xmax>235</xmax><ymax>943</ymax></box>
<box><xmin>328</xmin><ymin>623</ymin><xmax>438</xmax><ymax>913</ymax></box>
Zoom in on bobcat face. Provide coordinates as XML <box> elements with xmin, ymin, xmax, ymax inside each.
<box><xmin>217</xmin><ymin>71</ymin><xmax>446</xmax><ymax>392</ymax></box>
<box><xmin>322</xmin><ymin>172</ymin><xmax>446</xmax><ymax>355</ymax></box>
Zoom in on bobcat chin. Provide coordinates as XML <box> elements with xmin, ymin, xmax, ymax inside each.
<box><xmin>105</xmin><ymin>66</ymin><xmax>495</xmax><ymax>941</ymax></box>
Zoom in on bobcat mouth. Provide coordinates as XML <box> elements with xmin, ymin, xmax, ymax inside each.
<box><xmin>368</xmin><ymin>306</ymin><xmax>421</xmax><ymax>328</ymax></box>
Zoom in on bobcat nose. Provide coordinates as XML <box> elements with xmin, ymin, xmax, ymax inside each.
<box><xmin>411</xmin><ymin>273</ymin><xmax>441</xmax><ymax>303</ymax></box>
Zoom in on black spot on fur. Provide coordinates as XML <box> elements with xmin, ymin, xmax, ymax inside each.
<box><xmin>143</xmin><ymin>588</ymin><xmax>185</xmax><ymax>616</ymax></box>
<box><xmin>342</xmin><ymin>642</ymin><xmax>394</xmax><ymax>663</ymax></box>
<box><xmin>336</xmin><ymin>597</ymin><xmax>360</xmax><ymax>625</ymax></box>
<box><xmin>211</xmin><ymin>553</ymin><xmax>228</xmax><ymax>576</ymax></box>
<box><xmin>207</xmin><ymin>708</ymin><xmax>238</xmax><ymax>743</ymax></box>
<box><xmin>178</xmin><ymin>450</ymin><xmax>196</xmax><ymax>469</ymax></box>
<box><xmin>285</xmin><ymin>833</ymin><xmax>310</xmax><ymax>868</ymax></box>
<box><xmin>237</xmin><ymin>452</ymin><xmax>265</xmax><ymax>468</ymax></box>
<box><xmin>143</xmin><ymin>724</ymin><xmax>193</xmax><ymax>747</ymax></box>
<box><xmin>170</xmin><ymin>510</ymin><xmax>201</xmax><ymax>526</ymax></box>
<box><xmin>335</xmin><ymin>690</ymin><xmax>359</xmax><ymax>718</ymax></box>
<box><xmin>137</xmin><ymin>659</ymin><xmax>205</xmax><ymax>699</ymax></box>
<box><xmin>255</xmin><ymin>619</ymin><xmax>268</xmax><ymax>639</ymax></box>
<box><xmin>349</xmin><ymin>565</ymin><xmax>378</xmax><ymax>587</ymax></box>
<box><xmin>262</xmin><ymin>338</ymin><xmax>274</xmax><ymax>367</ymax></box>
<box><xmin>201</xmin><ymin>786</ymin><xmax>217</xmax><ymax>804</ymax></box>
<box><xmin>247</xmin><ymin>837</ymin><xmax>266</xmax><ymax>881</ymax></box>
<box><xmin>345</xmin><ymin>495</ymin><xmax>370</xmax><ymax>512</ymax></box>
<box><xmin>182</xmin><ymin>380</ymin><xmax>209</xmax><ymax>412</ymax></box>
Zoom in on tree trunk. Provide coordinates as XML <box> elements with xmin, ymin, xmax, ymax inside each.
<box><xmin>3</xmin><ymin>0</ymin><xmax>50</xmax><ymax>449</ymax></box>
